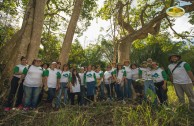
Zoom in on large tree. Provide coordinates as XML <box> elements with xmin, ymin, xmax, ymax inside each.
<box><xmin>0</xmin><ymin>0</ymin><xmax>46</xmax><ymax>81</ymax></box>
<box><xmin>99</xmin><ymin>0</ymin><xmax>194</xmax><ymax>63</ymax></box>
<box><xmin>58</xmin><ymin>0</ymin><xmax>84</xmax><ymax>65</ymax></box>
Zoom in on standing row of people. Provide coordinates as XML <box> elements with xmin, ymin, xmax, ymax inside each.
<box><xmin>3</xmin><ymin>54</ymin><xmax>194</xmax><ymax>111</ymax></box>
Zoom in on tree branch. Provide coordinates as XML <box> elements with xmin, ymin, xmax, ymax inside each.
<box><xmin>116</xmin><ymin>1</ymin><xmax>134</xmax><ymax>34</ymax></box>
<box><xmin>166</xmin><ymin>17</ymin><xmax>194</xmax><ymax>38</ymax></box>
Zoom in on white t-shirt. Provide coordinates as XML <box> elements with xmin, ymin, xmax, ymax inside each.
<box><xmin>168</xmin><ymin>62</ymin><xmax>192</xmax><ymax>84</ymax></box>
<box><xmin>14</xmin><ymin>64</ymin><xmax>27</xmax><ymax>78</ymax></box>
<box><xmin>71</xmin><ymin>77</ymin><xmax>80</xmax><ymax>93</ymax></box>
<box><xmin>123</xmin><ymin>65</ymin><xmax>132</xmax><ymax>79</ymax></box>
<box><xmin>104</xmin><ymin>70</ymin><xmax>112</xmax><ymax>84</ymax></box>
<box><xmin>23</xmin><ymin>65</ymin><xmax>43</xmax><ymax>87</ymax></box>
<box><xmin>151</xmin><ymin>68</ymin><xmax>164</xmax><ymax>83</ymax></box>
<box><xmin>47</xmin><ymin>68</ymin><xmax>60</xmax><ymax>88</ymax></box>
<box><xmin>131</xmin><ymin>68</ymin><xmax>139</xmax><ymax>81</ymax></box>
<box><xmin>116</xmin><ymin>69</ymin><xmax>125</xmax><ymax>83</ymax></box>
<box><xmin>140</xmin><ymin>67</ymin><xmax>152</xmax><ymax>80</ymax></box>
<box><xmin>60</xmin><ymin>71</ymin><xmax>71</xmax><ymax>83</ymax></box>
<box><xmin>85</xmin><ymin>71</ymin><xmax>96</xmax><ymax>82</ymax></box>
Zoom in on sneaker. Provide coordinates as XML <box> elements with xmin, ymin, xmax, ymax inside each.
<box><xmin>16</xmin><ymin>104</ymin><xmax>23</xmax><ymax>110</ymax></box>
<box><xmin>4</xmin><ymin>107</ymin><xmax>11</xmax><ymax>112</ymax></box>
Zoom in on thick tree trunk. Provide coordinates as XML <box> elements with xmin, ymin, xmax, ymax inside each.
<box><xmin>58</xmin><ymin>0</ymin><xmax>84</xmax><ymax>65</ymax></box>
<box><xmin>0</xmin><ymin>0</ymin><xmax>46</xmax><ymax>81</ymax></box>
<box><xmin>118</xmin><ymin>40</ymin><xmax>132</xmax><ymax>64</ymax></box>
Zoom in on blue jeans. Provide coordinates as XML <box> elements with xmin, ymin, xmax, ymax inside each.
<box><xmin>144</xmin><ymin>80</ymin><xmax>157</xmax><ymax>104</ymax></box>
<box><xmin>86</xmin><ymin>81</ymin><xmax>96</xmax><ymax>96</ymax></box>
<box><xmin>124</xmin><ymin>79</ymin><xmax>132</xmax><ymax>98</ymax></box>
<box><xmin>80</xmin><ymin>85</ymin><xmax>86</xmax><ymax>105</ymax></box>
<box><xmin>23</xmin><ymin>85</ymin><xmax>41</xmax><ymax>108</ymax></box>
<box><xmin>99</xmin><ymin>83</ymin><xmax>105</xmax><ymax>99</ymax></box>
<box><xmin>115</xmin><ymin>83</ymin><xmax>124</xmax><ymax>100</ymax></box>
<box><xmin>105</xmin><ymin>84</ymin><xmax>111</xmax><ymax>99</ymax></box>
<box><xmin>56</xmin><ymin>82</ymin><xmax>68</xmax><ymax>107</ymax></box>
<box><xmin>47</xmin><ymin>88</ymin><xmax>56</xmax><ymax>103</ymax></box>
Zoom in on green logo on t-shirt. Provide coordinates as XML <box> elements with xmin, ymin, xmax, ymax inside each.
<box><xmin>152</xmin><ymin>73</ymin><xmax>159</xmax><ymax>78</ymax></box>
<box><xmin>63</xmin><ymin>74</ymin><xmax>69</xmax><ymax>77</ymax></box>
<box><xmin>87</xmin><ymin>73</ymin><xmax>92</xmax><ymax>77</ymax></box>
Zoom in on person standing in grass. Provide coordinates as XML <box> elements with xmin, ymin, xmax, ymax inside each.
<box><xmin>111</xmin><ymin>62</ymin><xmax>117</xmax><ymax>99</ymax></box>
<box><xmin>84</xmin><ymin>65</ymin><xmax>97</xmax><ymax>102</ymax></box>
<box><xmin>19</xmin><ymin>58</ymin><xmax>46</xmax><ymax>111</ymax></box>
<box><xmin>4</xmin><ymin>56</ymin><xmax>27</xmax><ymax>111</ymax></box>
<box><xmin>69</xmin><ymin>69</ymin><xmax>81</xmax><ymax>105</ymax></box>
<box><xmin>151</xmin><ymin>62</ymin><xmax>168</xmax><ymax>105</ymax></box>
<box><xmin>139</xmin><ymin>61</ymin><xmax>156</xmax><ymax>102</ymax></box>
<box><xmin>113</xmin><ymin>63</ymin><xmax>126</xmax><ymax>101</ymax></box>
<box><xmin>103</xmin><ymin>65</ymin><xmax>112</xmax><ymax>100</ymax></box>
<box><xmin>56</xmin><ymin>64</ymin><xmax>71</xmax><ymax>107</ymax></box>
<box><xmin>168</xmin><ymin>54</ymin><xmax>194</xmax><ymax>110</ymax></box>
<box><xmin>44</xmin><ymin>62</ymin><xmax>61</xmax><ymax>108</ymax></box>
<box><xmin>131</xmin><ymin>64</ymin><xmax>142</xmax><ymax>99</ymax></box>
<box><xmin>123</xmin><ymin>59</ymin><xmax>133</xmax><ymax>99</ymax></box>
<box><xmin>79</xmin><ymin>67</ymin><xmax>86</xmax><ymax>105</ymax></box>
<box><xmin>95</xmin><ymin>65</ymin><xmax>104</xmax><ymax>101</ymax></box>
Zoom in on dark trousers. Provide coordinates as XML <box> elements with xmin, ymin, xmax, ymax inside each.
<box><xmin>80</xmin><ymin>85</ymin><xmax>86</xmax><ymax>105</ymax></box>
<box><xmin>114</xmin><ymin>83</ymin><xmax>123</xmax><ymax>100</ymax></box>
<box><xmin>47</xmin><ymin>88</ymin><xmax>56</xmax><ymax>103</ymax></box>
<box><xmin>110</xmin><ymin>82</ymin><xmax>115</xmax><ymax>98</ymax></box>
<box><xmin>154</xmin><ymin>81</ymin><xmax>168</xmax><ymax>104</ymax></box>
<box><xmin>5</xmin><ymin>76</ymin><xmax>23</xmax><ymax>107</ymax></box>
<box><xmin>37</xmin><ymin>87</ymin><xmax>44</xmax><ymax>105</ymax></box>
<box><xmin>87</xmin><ymin>95</ymin><xmax>94</xmax><ymax>103</ymax></box>
<box><xmin>105</xmin><ymin>84</ymin><xmax>111</xmax><ymax>99</ymax></box>
<box><xmin>70</xmin><ymin>92</ymin><xmax>81</xmax><ymax>105</ymax></box>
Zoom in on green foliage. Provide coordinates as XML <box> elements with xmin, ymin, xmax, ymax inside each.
<box><xmin>68</xmin><ymin>40</ymin><xmax>85</xmax><ymax>66</ymax></box>
<box><xmin>38</xmin><ymin>33</ymin><xmax>61</xmax><ymax>63</ymax></box>
<box><xmin>1</xmin><ymin>85</ymin><xmax>194</xmax><ymax>126</ymax></box>
<box><xmin>130</xmin><ymin>33</ymin><xmax>189</xmax><ymax>69</ymax></box>
<box><xmin>0</xmin><ymin>24</ymin><xmax>16</xmax><ymax>48</ymax></box>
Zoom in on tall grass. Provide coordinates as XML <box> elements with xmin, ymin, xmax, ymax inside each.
<box><xmin>1</xmin><ymin>85</ymin><xmax>194</xmax><ymax>126</ymax></box>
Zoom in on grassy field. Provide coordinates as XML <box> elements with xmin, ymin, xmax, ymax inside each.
<box><xmin>0</xmin><ymin>85</ymin><xmax>194</xmax><ymax>126</ymax></box>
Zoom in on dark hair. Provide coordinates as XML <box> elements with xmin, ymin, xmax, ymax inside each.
<box><xmin>71</xmin><ymin>69</ymin><xmax>81</xmax><ymax>86</ymax></box>
<box><xmin>20</xmin><ymin>56</ymin><xmax>26</xmax><ymax>61</ymax></box>
<box><xmin>130</xmin><ymin>64</ymin><xmax>138</xmax><ymax>69</ymax></box>
<box><xmin>116</xmin><ymin>64</ymin><xmax>122</xmax><ymax>77</ymax></box>
<box><xmin>57</xmin><ymin>62</ymin><xmax>61</xmax><ymax>65</ymax></box>
<box><xmin>32</xmin><ymin>59</ymin><xmax>36</xmax><ymax>65</ymax></box>
<box><xmin>41</xmin><ymin>63</ymin><xmax>49</xmax><ymax>68</ymax></box>
<box><xmin>62</xmin><ymin>64</ymin><xmax>69</xmax><ymax>70</ymax></box>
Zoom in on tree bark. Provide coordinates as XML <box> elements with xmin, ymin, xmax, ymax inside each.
<box><xmin>58</xmin><ymin>0</ymin><xmax>84</xmax><ymax>66</ymax></box>
<box><xmin>116</xmin><ymin>0</ymin><xmax>194</xmax><ymax>63</ymax></box>
<box><xmin>118</xmin><ymin>40</ymin><xmax>132</xmax><ymax>64</ymax></box>
<box><xmin>0</xmin><ymin>0</ymin><xmax>46</xmax><ymax>81</ymax></box>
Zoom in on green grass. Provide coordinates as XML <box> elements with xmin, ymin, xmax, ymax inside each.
<box><xmin>1</xmin><ymin>85</ymin><xmax>194</xmax><ymax>126</ymax></box>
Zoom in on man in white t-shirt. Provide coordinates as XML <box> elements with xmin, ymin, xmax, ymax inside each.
<box><xmin>168</xmin><ymin>54</ymin><xmax>194</xmax><ymax>110</ymax></box>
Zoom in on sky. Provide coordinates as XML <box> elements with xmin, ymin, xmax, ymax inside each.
<box><xmin>76</xmin><ymin>0</ymin><xmax>194</xmax><ymax>48</ymax></box>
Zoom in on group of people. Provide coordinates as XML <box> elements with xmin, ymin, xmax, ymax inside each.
<box><xmin>3</xmin><ymin>54</ymin><xmax>194</xmax><ymax>111</ymax></box>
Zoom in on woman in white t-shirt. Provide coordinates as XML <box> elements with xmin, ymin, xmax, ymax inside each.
<box><xmin>84</xmin><ymin>65</ymin><xmax>97</xmax><ymax>102</ymax></box>
<box><xmin>4</xmin><ymin>56</ymin><xmax>27</xmax><ymax>111</ymax></box>
<box><xmin>103</xmin><ymin>65</ymin><xmax>112</xmax><ymax>100</ymax></box>
<box><xmin>56</xmin><ymin>64</ymin><xmax>71</xmax><ymax>108</ymax></box>
<box><xmin>19</xmin><ymin>58</ymin><xmax>46</xmax><ymax>110</ymax></box>
<box><xmin>113</xmin><ymin>63</ymin><xmax>126</xmax><ymax>101</ymax></box>
<box><xmin>79</xmin><ymin>67</ymin><xmax>86</xmax><ymax>105</ymax></box>
<box><xmin>70</xmin><ymin>69</ymin><xmax>81</xmax><ymax>105</ymax></box>
<box><xmin>44</xmin><ymin>62</ymin><xmax>61</xmax><ymax>105</ymax></box>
